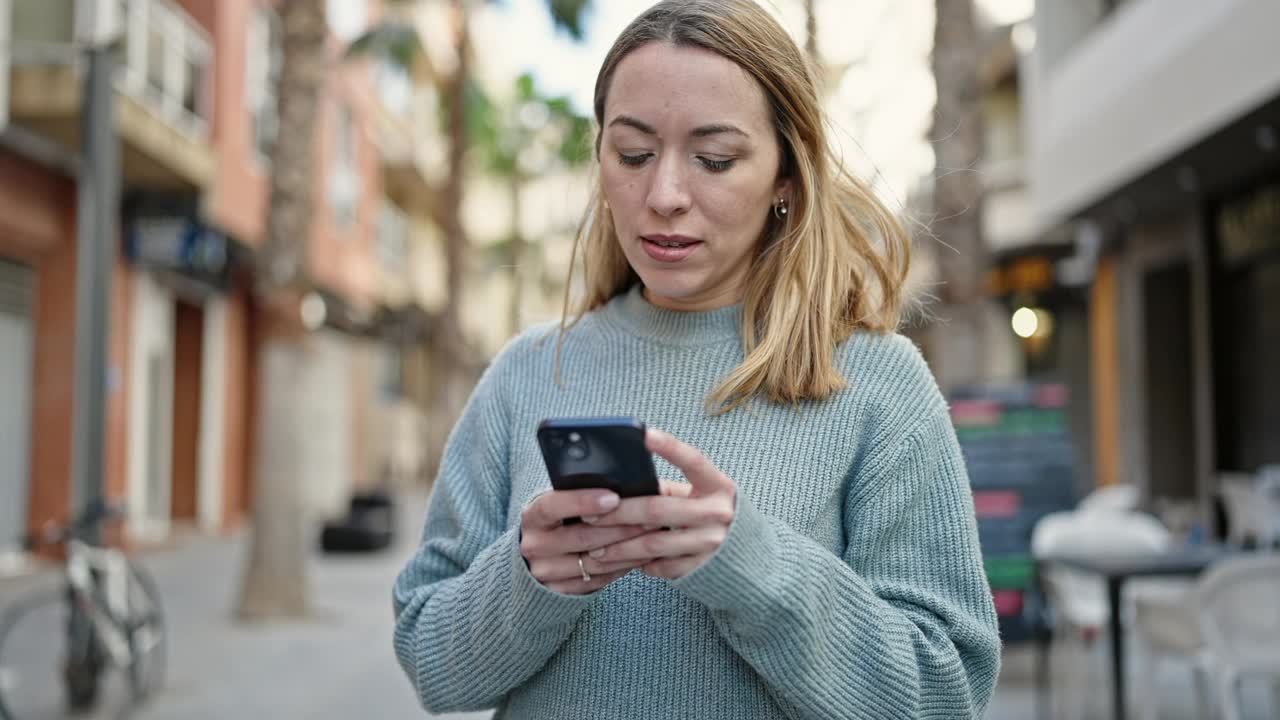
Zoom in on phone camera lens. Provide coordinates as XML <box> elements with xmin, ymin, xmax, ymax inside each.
<box><xmin>549</xmin><ymin>433</ymin><xmax>566</xmax><ymax>449</ymax></box>
<box><xmin>568</xmin><ymin>432</ymin><xmax>581</xmax><ymax>443</ymax></box>
<box><xmin>567</xmin><ymin>442</ymin><xmax>588</xmax><ymax>460</ymax></box>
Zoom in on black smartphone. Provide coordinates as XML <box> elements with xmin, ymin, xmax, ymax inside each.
<box><xmin>537</xmin><ymin>417</ymin><xmax>661</xmax><ymax>514</ymax></box>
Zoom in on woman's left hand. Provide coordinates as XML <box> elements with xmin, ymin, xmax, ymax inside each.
<box><xmin>583</xmin><ymin>428</ymin><xmax>736</xmax><ymax>580</ymax></box>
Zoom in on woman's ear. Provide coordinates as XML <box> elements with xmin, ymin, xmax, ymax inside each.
<box><xmin>774</xmin><ymin>178</ymin><xmax>793</xmax><ymax>206</ymax></box>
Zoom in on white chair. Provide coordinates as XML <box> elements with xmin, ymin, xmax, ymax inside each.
<box><xmin>1131</xmin><ymin>582</ymin><xmax>1211</xmax><ymax>720</ymax></box>
<box><xmin>1219</xmin><ymin>473</ymin><xmax>1266</xmax><ymax>547</ymax></box>
<box><xmin>1077</xmin><ymin>483</ymin><xmax>1141</xmax><ymax>514</ymax></box>
<box><xmin>1031</xmin><ymin>510</ymin><xmax>1172</xmax><ymax>720</ymax></box>
<box><xmin>1195</xmin><ymin>553</ymin><xmax>1280</xmax><ymax>720</ymax></box>
<box><xmin>1255</xmin><ymin>468</ymin><xmax>1280</xmax><ymax>548</ymax></box>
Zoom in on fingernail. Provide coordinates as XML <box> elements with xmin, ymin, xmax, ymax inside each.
<box><xmin>597</xmin><ymin>493</ymin><xmax>619</xmax><ymax>511</ymax></box>
<box><xmin>582</xmin><ymin>515</ymin><xmax>600</xmax><ymax>524</ymax></box>
<box><xmin>642</xmin><ymin>525</ymin><xmax>660</xmax><ymax>531</ymax></box>
<box><xmin>589</xmin><ymin>548</ymin><xmax>606</xmax><ymax>558</ymax></box>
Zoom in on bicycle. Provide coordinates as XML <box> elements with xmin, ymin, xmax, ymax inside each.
<box><xmin>0</xmin><ymin>500</ymin><xmax>166</xmax><ymax>720</ymax></box>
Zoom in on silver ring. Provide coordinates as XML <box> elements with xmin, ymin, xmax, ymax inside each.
<box><xmin>577</xmin><ymin>553</ymin><xmax>592</xmax><ymax>582</ymax></box>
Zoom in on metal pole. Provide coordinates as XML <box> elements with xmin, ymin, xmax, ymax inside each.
<box><xmin>69</xmin><ymin>39</ymin><xmax>118</xmax><ymax>542</ymax></box>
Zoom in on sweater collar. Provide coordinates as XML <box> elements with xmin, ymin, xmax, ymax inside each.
<box><xmin>604</xmin><ymin>284</ymin><xmax>742</xmax><ymax>345</ymax></box>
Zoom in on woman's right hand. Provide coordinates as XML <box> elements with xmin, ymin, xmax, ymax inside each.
<box><xmin>519</xmin><ymin>489</ymin><xmax>658</xmax><ymax>595</ymax></box>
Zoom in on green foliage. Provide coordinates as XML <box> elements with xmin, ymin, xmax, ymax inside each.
<box><xmin>559</xmin><ymin>115</ymin><xmax>593</xmax><ymax>166</ymax></box>
<box><xmin>344</xmin><ymin>22</ymin><xmax>423</xmax><ymax>71</ymax></box>
<box><xmin>544</xmin><ymin>0</ymin><xmax>591</xmax><ymax>41</ymax></box>
<box><xmin>344</xmin><ymin>1</ymin><xmax>594</xmax><ymax>176</ymax></box>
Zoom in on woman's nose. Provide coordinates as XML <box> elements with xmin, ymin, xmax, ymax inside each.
<box><xmin>646</xmin><ymin>155</ymin><xmax>691</xmax><ymax>218</ymax></box>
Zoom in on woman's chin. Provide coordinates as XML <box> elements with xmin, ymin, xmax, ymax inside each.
<box><xmin>637</xmin><ymin>276</ymin><xmax>702</xmax><ymax>306</ymax></box>
<box><xmin>639</xmin><ymin>277</ymin><xmax>741</xmax><ymax>312</ymax></box>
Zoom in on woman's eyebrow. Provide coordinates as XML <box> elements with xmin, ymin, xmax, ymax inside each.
<box><xmin>690</xmin><ymin>123</ymin><xmax>748</xmax><ymax>139</ymax></box>
<box><xmin>607</xmin><ymin>115</ymin><xmax>749</xmax><ymax>139</ymax></box>
<box><xmin>608</xmin><ymin>115</ymin><xmax>657</xmax><ymax>134</ymax></box>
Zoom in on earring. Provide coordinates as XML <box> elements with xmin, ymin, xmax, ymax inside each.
<box><xmin>773</xmin><ymin>198</ymin><xmax>788</xmax><ymax>220</ymax></box>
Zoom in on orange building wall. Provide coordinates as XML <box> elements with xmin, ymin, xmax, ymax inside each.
<box><xmin>0</xmin><ymin>149</ymin><xmax>76</xmax><ymax>531</ymax></box>
<box><xmin>309</xmin><ymin>48</ymin><xmax>385</xmax><ymax>308</ymax></box>
<box><xmin>206</xmin><ymin>0</ymin><xmax>270</xmax><ymax>246</ymax></box>
<box><xmin>104</xmin><ymin>255</ymin><xmax>135</xmax><ymax>506</ymax></box>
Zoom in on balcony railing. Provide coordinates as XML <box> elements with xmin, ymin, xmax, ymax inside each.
<box><xmin>114</xmin><ymin>0</ymin><xmax>211</xmax><ymax>141</ymax></box>
<box><xmin>8</xmin><ymin>0</ymin><xmax>211</xmax><ymax>142</ymax></box>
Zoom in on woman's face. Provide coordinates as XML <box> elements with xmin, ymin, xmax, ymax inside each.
<box><xmin>600</xmin><ymin>42</ymin><xmax>790</xmax><ymax>312</ymax></box>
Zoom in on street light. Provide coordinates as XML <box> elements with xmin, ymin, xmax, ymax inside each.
<box><xmin>1011</xmin><ymin>307</ymin><xmax>1038</xmax><ymax>338</ymax></box>
<box><xmin>1011</xmin><ymin>306</ymin><xmax>1053</xmax><ymax>340</ymax></box>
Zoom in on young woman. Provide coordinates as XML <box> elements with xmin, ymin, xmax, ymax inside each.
<box><xmin>393</xmin><ymin>1</ymin><xmax>1001</xmax><ymax>717</ymax></box>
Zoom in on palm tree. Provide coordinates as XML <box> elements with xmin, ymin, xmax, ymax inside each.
<box><xmin>803</xmin><ymin>0</ymin><xmax>817</xmax><ymax>61</ymax></box>
<box><xmin>348</xmin><ymin>0</ymin><xmax>590</xmax><ymax>478</ymax></box>
<box><xmin>466</xmin><ymin>72</ymin><xmax>592</xmax><ymax>334</ymax></box>
<box><xmin>928</xmin><ymin>0</ymin><xmax>988</xmax><ymax>391</ymax></box>
<box><xmin>237</xmin><ymin>0</ymin><xmax>328</xmax><ymax>619</ymax></box>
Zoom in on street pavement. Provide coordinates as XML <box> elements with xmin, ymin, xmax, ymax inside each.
<box><xmin>3</xmin><ymin>490</ymin><xmax>1272</xmax><ymax>719</ymax></box>
<box><xmin>0</xmin><ymin>490</ymin><xmax>484</xmax><ymax>720</ymax></box>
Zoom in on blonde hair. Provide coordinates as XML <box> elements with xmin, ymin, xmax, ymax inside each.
<box><xmin>558</xmin><ymin>0</ymin><xmax>910</xmax><ymax>413</ymax></box>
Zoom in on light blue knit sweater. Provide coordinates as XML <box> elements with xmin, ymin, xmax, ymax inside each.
<box><xmin>393</xmin><ymin>285</ymin><xmax>1000</xmax><ymax>719</ymax></box>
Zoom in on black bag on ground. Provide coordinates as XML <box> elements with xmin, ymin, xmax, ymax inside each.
<box><xmin>320</xmin><ymin>490</ymin><xmax>396</xmax><ymax>553</ymax></box>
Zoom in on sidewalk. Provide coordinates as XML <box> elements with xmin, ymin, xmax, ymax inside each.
<box><xmin>0</xmin><ymin>490</ymin><xmax>485</xmax><ymax>720</ymax></box>
<box><xmin>133</xmin><ymin>490</ymin><xmax>485</xmax><ymax>720</ymax></box>
<box><xmin>4</xmin><ymin>494</ymin><xmax>1269</xmax><ymax>719</ymax></box>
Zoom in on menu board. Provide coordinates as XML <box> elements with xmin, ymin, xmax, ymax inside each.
<box><xmin>950</xmin><ymin>383</ymin><xmax>1079</xmax><ymax>642</ymax></box>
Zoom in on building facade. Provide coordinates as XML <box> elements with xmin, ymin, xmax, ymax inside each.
<box><xmin>1025</xmin><ymin>0</ymin><xmax>1280</xmax><ymax>528</ymax></box>
<box><xmin>0</xmin><ymin>0</ymin><xmax>431</xmax><ymax>563</ymax></box>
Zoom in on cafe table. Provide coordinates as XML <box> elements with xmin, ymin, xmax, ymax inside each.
<box><xmin>1035</xmin><ymin>544</ymin><xmax>1231</xmax><ymax>720</ymax></box>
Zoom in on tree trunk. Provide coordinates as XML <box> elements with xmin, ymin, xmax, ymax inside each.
<box><xmin>237</xmin><ymin>0</ymin><xmax>327</xmax><ymax>620</ymax></box>
<box><xmin>804</xmin><ymin>0</ymin><xmax>818</xmax><ymax>62</ymax></box>
<box><xmin>423</xmin><ymin>0</ymin><xmax>475</xmax><ymax>481</ymax></box>
<box><xmin>507</xmin><ymin>175</ymin><xmax>525</xmax><ymax>337</ymax></box>
<box><xmin>928</xmin><ymin>0</ymin><xmax>988</xmax><ymax>392</ymax></box>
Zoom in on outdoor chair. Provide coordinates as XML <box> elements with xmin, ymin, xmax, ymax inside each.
<box><xmin>1219</xmin><ymin>473</ymin><xmax>1266</xmax><ymax>548</ymax></box>
<box><xmin>1195</xmin><ymin>553</ymin><xmax>1280</xmax><ymax>720</ymax></box>
<box><xmin>1255</xmin><ymin>468</ymin><xmax>1280</xmax><ymax>548</ymax></box>
<box><xmin>1131</xmin><ymin>581</ymin><xmax>1211</xmax><ymax>720</ymax></box>
<box><xmin>1031</xmin><ymin>508</ymin><xmax>1171</xmax><ymax>720</ymax></box>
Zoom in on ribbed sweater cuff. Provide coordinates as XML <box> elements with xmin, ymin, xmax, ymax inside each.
<box><xmin>505</xmin><ymin>528</ymin><xmax>595</xmax><ymax>634</ymax></box>
<box><xmin>670</xmin><ymin>494</ymin><xmax>779</xmax><ymax>612</ymax></box>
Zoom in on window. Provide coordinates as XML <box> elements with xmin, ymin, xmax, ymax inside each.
<box><xmin>377</xmin><ymin>201</ymin><xmax>409</xmax><ymax>270</ymax></box>
<box><xmin>329</xmin><ymin>104</ymin><xmax>360</xmax><ymax>228</ymax></box>
<box><xmin>246</xmin><ymin>7</ymin><xmax>281</xmax><ymax>160</ymax></box>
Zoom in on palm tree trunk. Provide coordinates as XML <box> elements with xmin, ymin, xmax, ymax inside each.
<box><xmin>804</xmin><ymin>0</ymin><xmax>818</xmax><ymax>61</ymax></box>
<box><xmin>507</xmin><ymin>175</ymin><xmax>524</xmax><ymax>337</ymax></box>
<box><xmin>423</xmin><ymin>0</ymin><xmax>475</xmax><ymax>480</ymax></box>
<box><xmin>237</xmin><ymin>0</ymin><xmax>327</xmax><ymax>619</ymax></box>
<box><xmin>928</xmin><ymin>0</ymin><xmax>988</xmax><ymax>391</ymax></box>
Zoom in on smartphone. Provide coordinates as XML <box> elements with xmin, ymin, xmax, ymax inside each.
<box><xmin>537</xmin><ymin>417</ymin><xmax>661</xmax><ymax>511</ymax></box>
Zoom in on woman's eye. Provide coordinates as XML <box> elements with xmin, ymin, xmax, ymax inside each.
<box><xmin>698</xmin><ymin>156</ymin><xmax>735</xmax><ymax>173</ymax></box>
<box><xmin>617</xmin><ymin>152</ymin><xmax>652</xmax><ymax>167</ymax></box>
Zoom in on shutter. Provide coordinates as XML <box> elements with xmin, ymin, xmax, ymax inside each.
<box><xmin>0</xmin><ymin>260</ymin><xmax>34</xmax><ymax>315</ymax></box>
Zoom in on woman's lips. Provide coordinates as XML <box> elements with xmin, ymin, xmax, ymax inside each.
<box><xmin>641</xmin><ymin>235</ymin><xmax>702</xmax><ymax>263</ymax></box>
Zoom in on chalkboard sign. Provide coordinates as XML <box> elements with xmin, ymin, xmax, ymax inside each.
<box><xmin>950</xmin><ymin>383</ymin><xmax>1079</xmax><ymax>642</ymax></box>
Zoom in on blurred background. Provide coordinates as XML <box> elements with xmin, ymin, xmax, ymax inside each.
<box><xmin>0</xmin><ymin>0</ymin><xmax>1277</xmax><ymax>718</ymax></box>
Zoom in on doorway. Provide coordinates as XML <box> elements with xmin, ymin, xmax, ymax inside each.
<box><xmin>1142</xmin><ymin>261</ymin><xmax>1198</xmax><ymax>501</ymax></box>
<box><xmin>0</xmin><ymin>260</ymin><xmax>34</xmax><ymax>556</ymax></box>
<box><xmin>171</xmin><ymin>299</ymin><xmax>204</xmax><ymax>522</ymax></box>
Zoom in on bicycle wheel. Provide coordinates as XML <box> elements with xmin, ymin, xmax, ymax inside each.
<box><xmin>62</xmin><ymin>593</ymin><xmax>104</xmax><ymax>712</ymax></box>
<box><xmin>0</xmin><ymin>588</ymin><xmax>65</xmax><ymax>720</ymax></box>
<box><xmin>121</xmin><ymin>561</ymin><xmax>165</xmax><ymax>703</ymax></box>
